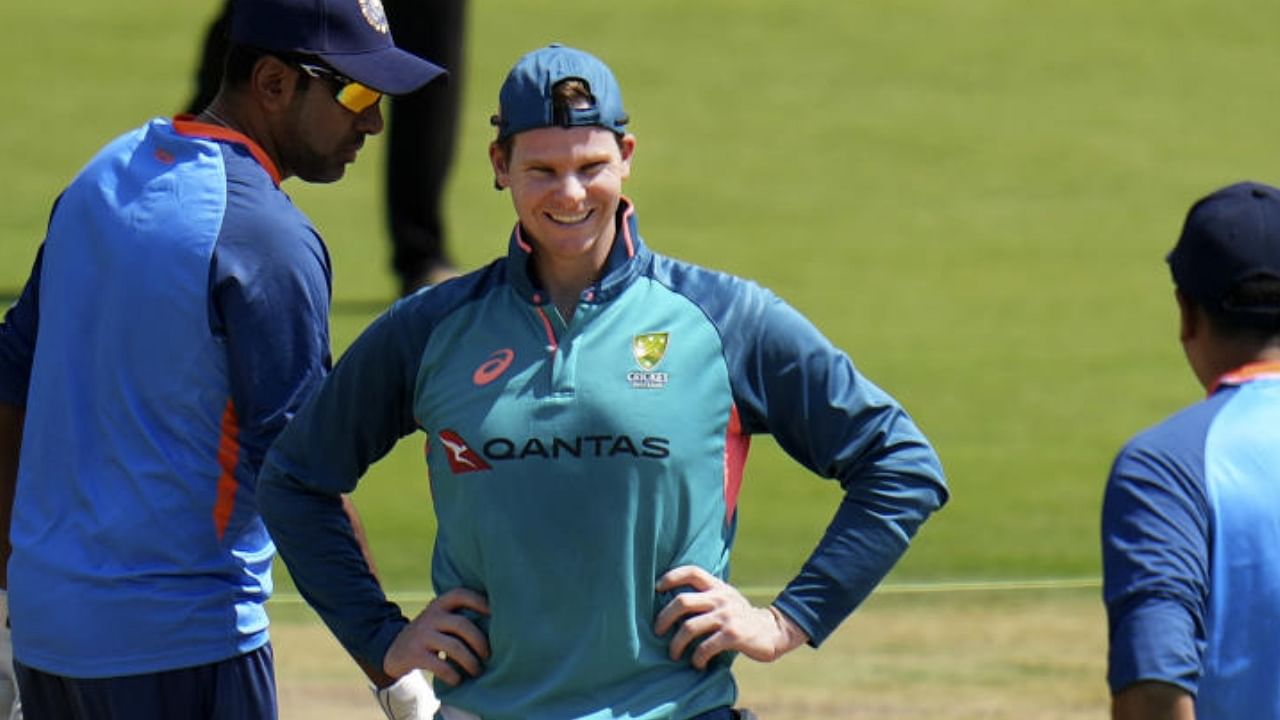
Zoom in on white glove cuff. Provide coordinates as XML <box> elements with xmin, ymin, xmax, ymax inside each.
<box><xmin>371</xmin><ymin>669</ymin><xmax>440</xmax><ymax>720</ymax></box>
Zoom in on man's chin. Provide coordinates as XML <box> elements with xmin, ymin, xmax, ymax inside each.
<box><xmin>297</xmin><ymin>167</ymin><xmax>346</xmax><ymax>184</ymax></box>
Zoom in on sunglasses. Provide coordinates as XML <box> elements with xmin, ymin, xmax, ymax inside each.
<box><xmin>295</xmin><ymin>62</ymin><xmax>383</xmax><ymax>114</ymax></box>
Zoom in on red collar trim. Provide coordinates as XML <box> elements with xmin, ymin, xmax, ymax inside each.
<box><xmin>618</xmin><ymin>196</ymin><xmax>636</xmax><ymax>258</ymax></box>
<box><xmin>1209</xmin><ymin>360</ymin><xmax>1280</xmax><ymax>395</ymax></box>
<box><xmin>170</xmin><ymin>114</ymin><xmax>282</xmax><ymax>186</ymax></box>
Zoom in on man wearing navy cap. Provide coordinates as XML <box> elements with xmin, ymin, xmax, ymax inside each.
<box><xmin>1103</xmin><ymin>181</ymin><xmax>1280</xmax><ymax>718</ymax></box>
<box><xmin>187</xmin><ymin>0</ymin><xmax>468</xmax><ymax>295</ymax></box>
<box><xmin>258</xmin><ymin>44</ymin><xmax>947</xmax><ymax>719</ymax></box>
<box><xmin>0</xmin><ymin>0</ymin><xmax>444</xmax><ymax>718</ymax></box>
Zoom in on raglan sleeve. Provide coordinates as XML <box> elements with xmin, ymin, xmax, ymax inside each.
<box><xmin>257</xmin><ymin>296</ymin><xmax>429</xmax><ymax>671</ymax></box>
<box><xmin>211</xmin><ymin>221</ymin><xmax>333</xmax><ymax>475</ymax></box>
<box><xmin>728</xmin><ymin>286</ymin><xmax>948</xmax><ymax>646</ymax></box>
<box><xmin>1101</xmin><ymin>438</ymin><xmax>1208</xmax><ymax>696</ymax></box>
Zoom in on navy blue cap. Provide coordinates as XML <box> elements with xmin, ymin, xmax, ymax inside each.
<box><xmin>1168</xmin><ymin>181</ymin><xmax>1280</xmax><ymax>318</ymax></box>
<box><xmin>229</xmin><ymin>0</ymin><xmax>445</xmax><ymax>95</ymax></box>
<box><xmin>491</xmin><ymin>44</ymin><xmax>628</xmax><ymax>140</ymax></box>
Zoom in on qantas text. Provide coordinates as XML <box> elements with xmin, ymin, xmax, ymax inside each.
<box><xmin>482</xmin><ymin>435</ymin><xmax>670</xmax><ymax>461</ymax></box>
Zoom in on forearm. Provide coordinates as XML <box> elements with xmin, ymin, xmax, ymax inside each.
<box><xmin>774</xmin><ymin>472</ymin><xmax>945</xmax><ymax>645</ymax></box>
<box><xmin>0</xmin><ymin>404</ymin><xmax>23</xmax><ymax>588</ymax></box>
<box><xmin>1112</xmin><ymin>681</ymin><xmax>1195</xmax><ymax>720</ymax></box>
<box><xmin>259</xmin><ymin>464</ymin><xmax>408</xmax><ymax>672</ymax></box>
<box><xmin>339</xmin><ymin>493</ymin><xmax>400</xmax><ymax>687</ymax></box>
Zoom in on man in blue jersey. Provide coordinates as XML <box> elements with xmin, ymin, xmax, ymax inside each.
<box><xmin>1102</xmin><ymin>181</ymin><xmax>1280</xmax><ymax>719</ymax></box>
<box><xmin>259</xmin><ymin>44</ymin><xmax>949</xmax><ymax>720</ymax></box>
<box><xmin>0</xmin><ymin>1</ymin><xmax>446</xmax><ymax>718</ymax></box>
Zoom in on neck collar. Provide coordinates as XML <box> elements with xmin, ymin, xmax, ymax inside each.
<box><xmin>1209</xmin><ymin>359</ymin><xmax>1280</xmax><ymax>395</ymax></box>
<box><xmin>171</xmin><ymin>114</ymin><xmax>282</xmax><ymax>186</ymax></box>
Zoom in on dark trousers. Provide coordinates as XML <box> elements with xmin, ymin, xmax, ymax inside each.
<box><xmin>188</xmin><ymin>0</ymin><xmax>468</xmax><ymax>294</ymax></box>
<box><xmin>14</xmin><ymin>643</ymin><xmax>276</xmax><ymax>720</ymax></box>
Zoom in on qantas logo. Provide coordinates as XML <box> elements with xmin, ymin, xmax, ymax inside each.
<box><xmin>473</xmin><ymin>348</ymin><xmax>515</xmax><ymax>386</ymax></box>
<box><xmin>437</xmin><ymin>430</ymin><xmax>493</xmax><ymax>474</ymax></box>
<box><xmin>435</xmin><ymin>429</ymin><xmax>670</xmax><ymax>474</ymax></box>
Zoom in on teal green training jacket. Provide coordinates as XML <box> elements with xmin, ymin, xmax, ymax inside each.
<box><xmin>259</xmin><ymin>200</ymin><xmax>948</xmax><ymax>720</ymax></box>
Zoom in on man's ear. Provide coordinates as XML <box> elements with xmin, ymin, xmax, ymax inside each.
<box><xmin>1176</xmin><ymin>288</ymin><xmax>1199</xmax><ymax>343</ymax></box>
<box><xmin>489</xmin><ymin>142</ymin><xmax>510</xmax><ymax>190</ymax></box>
<box><xmin>618</xmin><ymin>133</ymin><xmax>637</xmax><ymax>180</ymax></box>
<box><xmin>250</xmin><ymin>55</ymin><xmax>297</xmax><ymax>112</ymax></box>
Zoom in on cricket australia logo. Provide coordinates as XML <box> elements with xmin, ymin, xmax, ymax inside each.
<box><xmin>358</xmin><ymin>0</ymin><xmax>390</xmax><ymax>33</ymax></box>
<box><xmin>627</xmin><ymin>332</ymin><xmax>670</xmax><ymax>389</ymax></box>
<box><xmin>437</xmin><ymin>430</ymin><xmax>492</xmax><ymax>474</ymax></box>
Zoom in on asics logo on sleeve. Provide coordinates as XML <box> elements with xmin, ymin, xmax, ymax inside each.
<box><xmin>473</xmin><ymin>348</ymin><xmax>516</xmax><ymax>386</ymax></box>
<box><xmin>438</xmin><ymin>430</ymin><xmax>493</xmax><ymax>474</ymax></box>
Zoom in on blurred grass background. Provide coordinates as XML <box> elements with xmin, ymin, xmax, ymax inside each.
<box><xmin>4</xmin><ymin>0</ymin><xmax>1280</xmax><ymax>598</ymax></box>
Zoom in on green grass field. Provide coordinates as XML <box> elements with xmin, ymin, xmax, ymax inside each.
<box><xmin>271</xmin><ymin>587</ymin><xmax>1111</xmax><ymax>719</ymax></box>
<box><xmin>4</xmin><ymin>0</ymin><xmax>1280</xmax><ymax>711</ymax></box>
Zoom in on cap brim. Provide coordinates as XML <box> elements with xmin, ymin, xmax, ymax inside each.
<box><xmin>323</xmin><ymin>47</ymin><xmax>446</xmax><ymax>95</ymax></box>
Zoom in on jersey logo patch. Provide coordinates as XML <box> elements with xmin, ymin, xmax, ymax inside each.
<box><xmin>628</xmin><ymin>332</ymin><xmax>670</xmax><ymax>389</ymax></box>
<box><xmin>632</xmin><ymin>332</ymin><xmax>669</xmax><ymax>369</ymax></box>
<box><xmin>438</xmin><ymin>430</ymin><xmax>492</xmax><ymax>474</ymax></box>
<box><xmin>473</xmin><ymin>348</ymin><xmax>515</xmax><ymax>386</ymax></box>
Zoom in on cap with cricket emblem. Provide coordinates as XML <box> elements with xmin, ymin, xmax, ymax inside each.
<box><xmin>228</xmin><ymin>0</ymin><xmax>445</xmax><ymax>95</ymax></box>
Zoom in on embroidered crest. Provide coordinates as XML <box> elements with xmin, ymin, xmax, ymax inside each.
<box><xmin>632</xmin><ymin>332</ymin><xmax>669</xmax><ymax>370</ymax></box>
<box><xmin>358</xmin><ymin>0</ymin><xmax>390</xmax><ymax>34</ymax></box>
<box><xmin>628</xmin><ymin>332</ymin><xmax>670</xmax><ymax>389</ymax></box>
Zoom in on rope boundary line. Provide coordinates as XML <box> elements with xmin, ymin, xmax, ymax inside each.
<box><xmin>269</xmin><ymin>576</ymin><xmax>1101</xmax><ymax>606</ymax></box>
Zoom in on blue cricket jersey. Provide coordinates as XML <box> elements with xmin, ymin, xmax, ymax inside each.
<box><xmin>1102</xmin><ymin>361</ymin><xmax>1280</xmax><ymax>715</ymax></box>
<box><xmin>260</xmin><ymin>201</ymin><xmax>947</xmax><ymax>719</ymax></box>
<box><xmin>0</xmin><ymin>116</ymin><xmax>332</xmax><ymax>677</ymax></box>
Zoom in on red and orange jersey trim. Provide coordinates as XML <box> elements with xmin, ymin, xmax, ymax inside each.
<box><xmin>618</xmin><ymin>196</ymin><xmax>636</xmax><ymax>257</ymax></box>
<box><xmin>171</xmin><ymin>114</ymin><xmax>283</xmax><ymax>186</ymax></box>
<box><xmin>213</xmin><ymin>399</ymin><xmax>240</xmax><ymax>541</ymax></box>
<box><xmin>514</xmin><ymin>223</ymin><xmax>534</xmax><ymax>254</ymax></box>
<box><xmin>1210</xmin><ymin>359</ymin><xmax>1280</xmax><ymax>396</ymax></box>
<box><xmin>723</xmin><ymin>404</ymin><xmax>751</xmax><ymax>526</ymax></box>
<box><xmin>533</xmin><ymin>305</ymin><xmax>559</xmax><ymax>351</ymax></box>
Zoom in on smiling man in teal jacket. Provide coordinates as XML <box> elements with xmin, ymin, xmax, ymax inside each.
<box><xmin>260</xmin><ymin>43</ymin><xmax>948</xmax><ymax>720</ymax></box>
